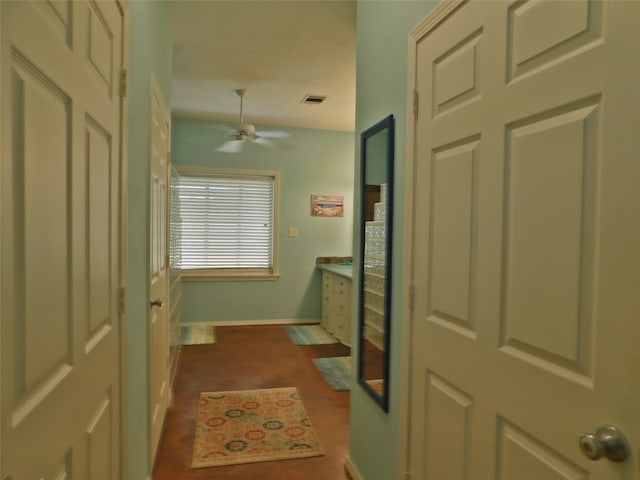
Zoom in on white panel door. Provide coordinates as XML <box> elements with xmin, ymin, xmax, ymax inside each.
<box><xmin>149</xmin><ymin>78</ymin><xmax>170</xmax><ymax>463</ymax></box>
<box><xmin>409</xmin><ymin>1</ymin><xmax>640</xmax><ymax>478</ymax></box>
<box><xmin>1</xmin><ymin>1</ymin><xmax>124</xmax><ymax>479</ymax></box>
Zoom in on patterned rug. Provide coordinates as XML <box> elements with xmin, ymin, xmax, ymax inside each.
<box><xmin>284</xmin><ymin>325</ymin><xmax>339</xmax><ymax>345</ymax></box>
<box><xmin>180</xmin><ymin>325</ymin><xmax>215</xmax><ymax>345</ymax></box>
<box><xmin>312</xmin><ymin>356</ymin><xmax>351</xmax><ymax>391</ymax></box>
<box><xmin>192</xmin><ymin>387</ymin><xmax>324</xmax><ymax>468</ymax></box>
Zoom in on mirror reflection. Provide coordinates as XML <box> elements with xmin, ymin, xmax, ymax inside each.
<box><xmin>358</xmin><ymin>115</ymin><xmax>394</xmax><ymax>412</ymax></box>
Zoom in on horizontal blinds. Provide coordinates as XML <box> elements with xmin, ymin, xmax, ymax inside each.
<box><xmin>177</xmin><ymin>174</ymin><xmax>274</xmax><ymax>270</ymax></box>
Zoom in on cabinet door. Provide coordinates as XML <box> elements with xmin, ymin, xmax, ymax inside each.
<box><xmin>321</xmin><ymin>272</ymin><xmax>333</xmax><ymax>331</ymax></box>
<box><xmin>338</xmin><ymin>280</ymin><xmax>353</xmax><ymax>346</ymax></box>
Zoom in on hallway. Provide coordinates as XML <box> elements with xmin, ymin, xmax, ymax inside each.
<box><xmin>153</xmin><ymin>324</ymin><xmax>353</xmax><ymax>479</ymax></box>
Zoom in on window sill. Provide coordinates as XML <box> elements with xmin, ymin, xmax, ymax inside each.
<box><xmin>181</xmin><ymin>271</ymin><xmax>281</xmax><ymax>282</ymax></box>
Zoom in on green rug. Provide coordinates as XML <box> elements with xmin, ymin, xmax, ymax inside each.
<box><xmin>180</xmin><ymin>325</ymin><xmax>215</xmax><ymax>345</ymax></box>
<box><xmin>284</xmin><ymin>325</ymin><xmax>339</xmax><ymax>345</ymax></box>
<box><xmin>312</xmin><ymin>356</ymin><xmax>351</xmax><ymax>391</ymax></box>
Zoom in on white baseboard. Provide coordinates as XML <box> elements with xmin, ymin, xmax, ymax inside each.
<box><xmin>180</xmin><ymin>321</ymin><xmax>218</xmax><ymax>327</ymax></box>
<box><xmin>180</xmin><ymin>318</ymin><xmax>320</xmax><ymax>327</ymax></box>
<box><xmin>344</xmin><ymin>455</ymin><xmax>364</xmax><ymax>480</ymax></box>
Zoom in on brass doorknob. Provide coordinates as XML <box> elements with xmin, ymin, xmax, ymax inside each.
<box><xmin>579</xmin><ymin>425</ymin><xmax>630</xmax><ymax>462</ymax></box>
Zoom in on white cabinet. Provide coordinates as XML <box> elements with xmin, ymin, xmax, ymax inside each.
<box><xmin>320</xmin><ymin>270</ymin><xmax>352</xmax><ymax>346</ymax></box>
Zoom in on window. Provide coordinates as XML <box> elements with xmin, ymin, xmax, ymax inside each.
<box><xmin>176</xmin><ymin>167</ymin><xmax>280</xmax><ymax>280</ymax></box>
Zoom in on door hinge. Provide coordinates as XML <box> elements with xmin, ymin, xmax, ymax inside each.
<box><xmin>409</xmin><ymin>284</ymin><xmax>415</xmax><ymax>310</ymax></box>
<box><xmin>118</xmin><ymin>287</ymin><xmax>126</xmax><ymax>315</ymax></box>
<box><xmin>413</xmin><ymin>89</ymin><xmax>419</xmax><ymax>118</ymax></box>
<box><xmin>119</xmin><ymin>69</ymin><xmax>128</xmax><ymax>98</ymax></box>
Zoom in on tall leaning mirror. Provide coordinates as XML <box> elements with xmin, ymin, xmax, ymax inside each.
<box><xmin>358</xmin><ymin>114</ymin><xmax>394</xmax><ymax>412</ymax></box>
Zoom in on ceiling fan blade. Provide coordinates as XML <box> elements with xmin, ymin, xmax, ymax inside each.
<box><xmin>212</xmin><ymin>124</ymin><xmax>233</xmax><ymax>133</ymax></box>
<box><xmin>253</xmin><ymin>137</ymin><xmax>275</xmax><ymax>147</ymax></box>
<box><xmin>256</xmin><ymin>130</ymin><xmax>291</xmax><ymax>139</ymax></box>
<box><xmin>216</xmin><ymin>139</ymin><xmax>244</xmax><ymax>153</ymax></box>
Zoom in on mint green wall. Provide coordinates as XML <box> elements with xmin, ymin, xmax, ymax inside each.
<box><xmin>350</xmin><ymin>2</ymin><xmax>439</xmax><ymax>479</ymax></box>
<box><xmin>172</xmin><ymin>117</ymin><xmax>354</xmax><ymax>322</ymax></box>
<box><xmin>126</xmin><ymin>2</ymin><xmax>172</xmax><ymax>479</ymax></box>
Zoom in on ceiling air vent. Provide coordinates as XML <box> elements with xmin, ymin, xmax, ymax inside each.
<box><xmin>301</xmin><ymin>94</ymin><xmax>327</xmax><ymax>105</ymax></box>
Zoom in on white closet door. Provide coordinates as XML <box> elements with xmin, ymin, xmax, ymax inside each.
<box><xmin>1</xmin><ymin>1</ymin><xmax>125</xmax><ymax>478</ymax></box>
<box><xmin>409</xmin><ymin>1</ymin><xmax>640</xmax><ymax>478</ymax></box>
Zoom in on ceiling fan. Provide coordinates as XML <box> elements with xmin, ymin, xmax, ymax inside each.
<box><xmin>216</xmin><ymin>89</ymin><xmax>290</xmax><ymax>154</ymax></box>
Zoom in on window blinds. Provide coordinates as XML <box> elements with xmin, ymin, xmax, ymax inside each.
<box><xmin>176</xmin><ymin>174</ymin><xmax>275</xmax><ymax>270</ymax></box>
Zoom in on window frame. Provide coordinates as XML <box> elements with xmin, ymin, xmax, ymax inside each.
<box><xmin>176</xmin><ymin>166</ymin><xmax>280</xmax><ymax>282</ymax></box>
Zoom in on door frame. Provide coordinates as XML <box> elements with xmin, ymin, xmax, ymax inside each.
<box><xmin>0</xmin><ymin>2</ymin><xmax>4</xmax><ymax>475</ymax></box>
<box><xmin>148</xmin><ymin>70</ymin><xmax>172</xmax><ymax>467</ymax></box>
<box><xmin>118</xmin><ymin>1</ymin><xmax>131</xmax><ymax>478</ymax></box>
<box><xmin>399</xmin><ymin>1</ymin><xmax>467</xmax><ymax>478</ymax></box>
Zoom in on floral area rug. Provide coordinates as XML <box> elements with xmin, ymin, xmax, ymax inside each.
<box><xmin>192</xmin><ymin>387</ymin><xmax>324</xmax><ymax>468</ymax></box>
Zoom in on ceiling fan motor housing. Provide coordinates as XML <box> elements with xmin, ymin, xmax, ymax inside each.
<box><xmin>238</xmin><ymin>123</ymin><xmax>255</xmax><ymax>135</ymax></box>
<box><xmin>215</xmin><ymin>90</ymin><xmax>288</xmax><ymax>152</ymax></box>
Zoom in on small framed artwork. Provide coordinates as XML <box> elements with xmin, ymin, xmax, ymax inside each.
<box><xmin>311</xmin><ymin>195</ymin><xmax>344</xmax><ymax>217</ymax></box>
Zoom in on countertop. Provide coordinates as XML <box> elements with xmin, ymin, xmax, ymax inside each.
<box><xmin>317</xmin><ymin>264</ymin><xmax>353</xmax><ymax>279</ymax></box>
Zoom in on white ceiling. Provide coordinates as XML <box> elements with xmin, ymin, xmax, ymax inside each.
<box><xmin>167</xmin><ymin>0</ymin><xmax>357</xmax><ymax>132</ymax></box>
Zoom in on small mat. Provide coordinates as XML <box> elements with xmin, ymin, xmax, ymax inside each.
<box><xmin>180</xmin><ymin>325</ymin><xmax>215</xmax><ymax>345</ymax></box>
<box><xmin>312</xmin><ymin>356</ymin><xmax>351</xmax><ymax>391</ymax></box>
<box><xmin>192</xmin><ymin>387</ymin><xmax>324</xmax><ymax>468</ymax></box>
<box><xmin>284</xmin><ymin>325</ymin><xmax>339</xmax><ymax>345</ymax></box>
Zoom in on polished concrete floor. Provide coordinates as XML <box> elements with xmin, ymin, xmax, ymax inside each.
<box><xmin>153</xmin><ymin>324</ymin><xmax>353</xmax><ymax>480</ymax></box>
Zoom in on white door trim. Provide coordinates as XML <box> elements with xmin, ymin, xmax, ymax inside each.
<box><xmin>400</xmin><ymin>1</ymin><xmax>467</xmax><ymax>478</ymax></box>
<box><xmin>150</xmin><ymin>72</ymin><xmax>171</xmax><ymax>133</ymax></box>
<box><xmin>149</xmin><ymin>69</ymin><xmax>171</xmax><ymax>467</ymax></box>
<box><xmin>0</xmin><ymin>2</ymin><xmax>4</xmax><ymax>476</ymax></box>
<box><xmin>117</xmin><ymin>1</ymin><xmax>130</xmax><ymax>478</ymax></box>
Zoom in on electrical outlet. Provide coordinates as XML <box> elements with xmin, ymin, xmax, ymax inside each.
<box><xmin>288</xmin><ymin>227</ymin><xmax>298</xmax><ymax>237</ymax></box>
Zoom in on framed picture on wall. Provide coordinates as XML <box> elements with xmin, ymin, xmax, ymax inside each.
<box><xmin>310</xmin><ymin>195</ymin><xmax>344</xmax><ymax>217</ymax></box>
